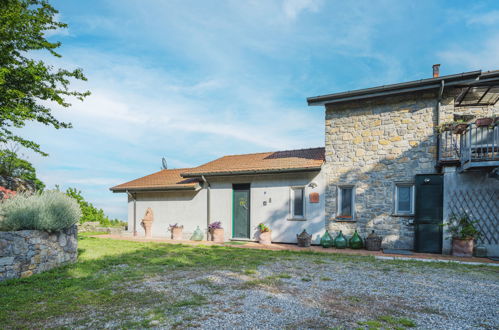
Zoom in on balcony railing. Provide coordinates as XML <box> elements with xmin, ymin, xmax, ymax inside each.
<box><xmin>439</xmin><ymin>122</ymin><xmax>499</xmax><ymax>170</ymax></box>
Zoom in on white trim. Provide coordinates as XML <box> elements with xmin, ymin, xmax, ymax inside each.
<box><xmin>337</xmin><ymin>185</ymin><xmax>355</xmax><ymax>220</ymax></box>
<box><xmin>289</xmin><ymin>186</ymin><xmax>306</xmax><ymax>220</ymax></box>
<box><xmin>394</xmin><ymin>183</ymin><xmax>415</xmax><ymax>215</ymax></box>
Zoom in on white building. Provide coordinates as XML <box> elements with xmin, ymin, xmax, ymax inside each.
<box><xmin>110</xmin><ymin>148</ymin><xmax>326</xmax><ymax>243</ymax></box>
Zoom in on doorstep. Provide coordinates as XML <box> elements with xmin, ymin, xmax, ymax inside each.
<box><xmin>230</xmin><ymin>238</ymin><xmax>258</xmax><ymax>242</ymax></box>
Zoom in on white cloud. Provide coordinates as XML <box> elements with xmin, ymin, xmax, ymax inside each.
<box><xmin>282</xmin><ymin>0</ymin><xmax>322</xmax><ymax>20</ymax></box>
<box><xmin>438</xmin><ymin>34</ymin><xmax>499</xmax><ymax>71</ymax></box>
<box><xmin>467</xmin><ymin>10</ymin><xmax>499</xmax><ymax>25</ymax></box>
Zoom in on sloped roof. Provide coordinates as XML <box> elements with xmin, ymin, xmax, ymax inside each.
<box><xmin>110</xmin><ymin>168</ymin><xmax>200</xmax><ymax>192</ymax></box>
<box><xmin>307</xmin><ymin>70</ymin><xmax>499</xmax><ymax>106</ymax></box>
<box><xmin>110</xmin><ymin>147</ymin><xmax>325</xmax><ymax>192</ymax></box>
<box><xmin>181</xmin><ymin>147</ymin><xmax>325</xmax><ymax>177</ymax></box>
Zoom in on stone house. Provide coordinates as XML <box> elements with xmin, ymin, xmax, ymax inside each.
<box><xmin>111</xmin><ymin>148</ymin><xmax>327</xmax><ymax>244</ymax></box>
<box><xmin>307</xmin><ymin>67</ymin><xmax>498</xmax><ymax>256</ymax></box>
<box><xmin>112</xmin><ymin>67</ymin><xmax>498</xmax><ymax>256</ymax></box>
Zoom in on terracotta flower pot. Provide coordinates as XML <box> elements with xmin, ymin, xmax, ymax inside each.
<box><xmin>171</xmin><ymin>227</ymin><xmax>183</xmax><ymax>240</ymax></box>
<box><xmin>259</xmin><ymin>230</ymin><xmax>272</xmax><ymax>245</ymax></box>
<box><xmin>452</xmin><ymin>238</ymin><xmax>474</xmax><ymax>257</ymax></box>
<box><xmin>141</xmin><ymin>219</ymin><xmax>153</xmax><ymax>238</ymax></box>
<box><xmin>453</xmin><ymin>123</ymin><xmax>468</xmax><ymax>134</ymax></box>
<box><xmin>475</xmin><ymin>118</ymin><xmax>493</xmax><ymax>127</ymax></box>
<box><xmin>210</xmin><ymin>228</ymin><xmax>224</xmax><ymax>243</ymax></box>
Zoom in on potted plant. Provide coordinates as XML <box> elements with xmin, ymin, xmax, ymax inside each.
<box><xmin>452</xmin><ymin>120</ymin><xmax>468</xmax><ymax>134</ymax></box>
<box><xmin>208</xmin><ymin>221</ymin><xmax>224</xmax><ymax>243</ymax></box>
<box><xmin>445</xmin><ymin>213</ymin><xmax>481</xmax><ymax>257</ymax></box>
<box><xmin>475</xmin><ymin>117</ymin><xmax>493</xmax><ymax>127</ymax></box>
<box><xmin>169</xmin><ymin>223</ymin><xmax>183</xmax><ymax>240</ymax></box>
<box><xmin>257</xmin><ymin>223</ymin><xmax>272</xmax><ymax>245</ymax></box>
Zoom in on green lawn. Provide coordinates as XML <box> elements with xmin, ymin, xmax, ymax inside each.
<box><xmin>0</xmin><ymin>235</ymin><xmax>495</xmax><ymax>328</ymax></box>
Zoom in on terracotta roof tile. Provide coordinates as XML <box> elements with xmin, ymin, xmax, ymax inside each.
<box><xmin>110</xmin><ymin>168</ymin><xmax>200</xmax><ymax>192</ymax></box>
<box><xmin>110</xmin><ymin>147</ymin><xmax>325</xmax><ymax>192</ymax></box>
<box><xmin>182</xmin><ymin>147</ymin><xmax>324</xmax><ymax>177</ymax></box>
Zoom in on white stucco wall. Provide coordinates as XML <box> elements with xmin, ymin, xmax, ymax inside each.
<box><xmin>208</xmin><ymin>171</ymin><xmax>326</xmax><ymax>243</ymax></box>
<box><xmin>128</xmin><ymin>189</ymin><xmax>207</xmax><ymax>239</ymax></box>
<box><xmin>123</xmin><ymin>170</ymin><xmax>326</xmax><ymax>244</ymax></box>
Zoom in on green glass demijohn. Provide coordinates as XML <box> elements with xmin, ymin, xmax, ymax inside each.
<box><xmin>349</xmin><ymin>230</ymin><xmax>364</xmax><ymax>249</ymax></box>
<box><xmin>191</xmin><ymin>226</ymin><xmax>204</xmax><ymax>241</ymax></box>
<box><xmin>320</xmin><ymin>230</ymin><xmax>334</xmax><ymax>248</ymax></box>
<box><xmin>334</xmin><ymin>231</ymin><xmax>347</xmax><ymax>249</ymax></box>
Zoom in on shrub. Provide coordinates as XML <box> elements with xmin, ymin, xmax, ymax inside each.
<box><xmin>0</xmin><ymin>190</ymin><xmax>82</xmax><ymax>231</ymax></box>
<box><xmin>65</xmin><ymin>187</ymin><xmax>126</xmax><ymax>227</ymax></box>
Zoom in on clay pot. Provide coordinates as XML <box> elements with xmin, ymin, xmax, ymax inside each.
<box><xmin>171</xmin><ymin>227</ymin><xmax>183</xmax><ymax>240</ymax></box>
<box><xmin>141</xmin><ymin>219</ymin><xmax>153</xmax><ymax>238</ymax></box>
<box><xmin>210</xmin><ymin>228</ymin><xmax>224</xmax><ymax>243</ymax></box>
<box><xmin>259</xmin><ymin>230</ymin><xmax>272</xmax><ymax>245</ymax></box>
<box><xmin>475</xmin><ymin>118</ymin><xmax>493</xmax><ymax>127</ymax></box>
<box><xmin>452</xmin><ymin>238</ymin><xmax>474</xmax><ymax>257</ymax></box>
<box><xmin>453</xmin><ymin>123</ymin><xmax>468</xmax><ymax>134</ymax></box>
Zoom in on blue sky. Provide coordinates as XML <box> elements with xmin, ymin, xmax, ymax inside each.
<box><xmin>24</xmin><ymin>0</ymin><xmax>499</xmax><ymax>220</ymax></box>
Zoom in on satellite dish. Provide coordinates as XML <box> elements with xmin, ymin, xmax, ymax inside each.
<box><xmin>161</xmin><ymin>157</ymin><xmax>168</xmax><ymax>170</ymax></box>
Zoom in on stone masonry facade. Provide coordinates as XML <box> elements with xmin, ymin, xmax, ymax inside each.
<box><xmin>0</xmin><ymin>225</ymin><xmax>77</xmax><ymax>281</ymax></box>
<box><xmin>323</xmin><ymin>88</ymin><xmax>497</xmax><ymax>249</ymax></box>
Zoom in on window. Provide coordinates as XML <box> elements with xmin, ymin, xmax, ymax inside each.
<box><xmin>290</xmin><ymin>187</ymin><xmax>305</xmax><ymax>219</ymax></box>
<box><xmin>394</xmin><ymin>183</ymin><xmax>415</xmax><ymax>215</ymax></box>
<box><xmin>338</xmin><ymin>186</ymin><xmax>354</xmax><ymax>219</ymax></box>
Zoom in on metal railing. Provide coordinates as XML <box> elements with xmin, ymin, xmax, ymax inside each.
<box><xmin>439</xmin><ymin>130</ymin><xmax>461</xmax><ymax>161</ymax></box>
<box><xmin>461</xmin><ymin>123</ymin><xmax>499</xmax><ymax>165</ymax></box>
<box><xmin>439</xmin><ymin>122</ymin><xmax>499</xmax><ymax>168</ymax></box>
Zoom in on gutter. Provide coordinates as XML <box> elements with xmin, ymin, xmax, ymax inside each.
<box><xmin>201</xmin><ymin>175</ymin><xmax>210</xmax><ymax>240</ymax></box>
<box><xmin>126</xmin><ymin>190</ymin><xmax>137</xmax><ymax>237</ymax></box>
<box><xmin>110</xmin><ymin>184</ymin><xmax>201</xmax><ymax>193</ymax></box>
<box><xmin>181</xmin><ymin>166</ymin><xmax>322</xmax><ymax>178</ymax></box>
<box><xmin>307</xmin><ymin>70</ymin><xmax>481</xmax><ymax>106</ymax></box>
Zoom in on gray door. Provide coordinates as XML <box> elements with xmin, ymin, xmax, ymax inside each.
<box><xmin>415</xmin><ymin>174</ymin><xmax>443</xmax><ymax>253</ymax></box>
<box><xmin>233</xmin><ymin>184</ymin><xmax>250</xmax><ymax>238</ymax></box>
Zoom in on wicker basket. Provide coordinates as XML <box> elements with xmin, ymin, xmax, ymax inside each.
<box><xmin>365</xmin><ymin>230</ymin><xmax>382</xmax><ymax>251</ymax></box>
<box><xmin>296</xmin><ymin>230</ymin><xmax>312</xmax><ymax>247</ymax></box>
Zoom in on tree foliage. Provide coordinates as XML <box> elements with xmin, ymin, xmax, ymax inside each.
<box><xmin>65</xmin><ymin>187</ymin><xmax>125</xmax><ymax>227</ymax></box>
<box><xmin>0</xmin><ymin>144</ymin><xmax>45</xmax><ymax>190</ymax></box>
<box><xmin>0</xmin><ymin>0</ymin><xmax>90</xmax><ymax>155</ymax></box>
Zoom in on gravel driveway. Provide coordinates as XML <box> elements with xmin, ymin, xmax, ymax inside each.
<box><xmin>121</xmin><ymin>256</ymin><xmax>498</xmax><ymax>329</ymax></box>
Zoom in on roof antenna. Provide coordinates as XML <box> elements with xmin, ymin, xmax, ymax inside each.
<box><xmin>161</xmin><ymin>157</ymin><xmax>168</xmax><ymax>170</ymax></box>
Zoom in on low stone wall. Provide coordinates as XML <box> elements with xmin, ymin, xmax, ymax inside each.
<box><xmin>0</xmin><ymin>225</ymin><xmax>77</xmax><ymax>281</ymax></box>
<box><xmin>78</xmin><ymin>221</ymin><xmax>124</xmax><ymax>234</ymax></box>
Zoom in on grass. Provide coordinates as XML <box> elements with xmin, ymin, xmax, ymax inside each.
<box><xmin>358</xmin><ymin>315</ymin><xmax>417</xmax><ymax>329</ymax></box>
<box><xmin>0</xmin><ymin>235</ymin><xmax>494</xmax><ymax>328</ymax></box>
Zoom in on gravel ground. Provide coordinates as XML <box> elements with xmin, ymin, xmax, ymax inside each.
<box><xmin>109</xmin><ymin>256</ymin><xmax>499</xmax><ymax>329</ymax></box>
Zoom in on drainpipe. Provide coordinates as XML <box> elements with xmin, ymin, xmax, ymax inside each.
<box><xmin>436</xmin><ymin>79</ymin><xmax>445</xmax><ymax>167</ymax></box>
<box><xmin>201</xmin><ymin>176</ymin><xmax>210</xmax><ymax>240</ymax></box>
<box><xmin>126</xmin><ymin>190</ymin><xmax>137</xmax><ymax>237</ymax></box>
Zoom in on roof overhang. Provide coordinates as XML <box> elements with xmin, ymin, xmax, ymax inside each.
<box><xmin>307</xmin><ymin>70</ymin><xmax>483</xmax><ymax>107</ymax></box>
<box><xmin>454</xmin><ymin>71</ymin><xmax>499</xmax><ymax>107</ymax></box>
<box><xmin>181</xmin><ymin>166</ymin><xmax>322</xmax><ymax>178</ymax></box>
<box><xmin>110</xmin><ymin>183</ymin><xmax>201</xmax><ymax>193</ymax></box>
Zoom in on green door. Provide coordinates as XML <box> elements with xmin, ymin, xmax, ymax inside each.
<box><xmin>415</xmin><ymin>174</ymin><xmax>443</xmax><ymax>253</ymax></box>
<box><xmin>233</xmin><ymin>184</ymin><xmax>250</xmax><ymax>238</ymax></box>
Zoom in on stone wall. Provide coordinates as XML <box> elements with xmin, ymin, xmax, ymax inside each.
<box><xmin>324</xmin><ymin>91</ymin><xmax>439</xmax><ymax>249</ymax></box>
<box><xmin>323</xmin><ymin>87</ymin><xmax>498</xmax><ymax>250</ymax></box>
<box><xmin>0</xmin><ymin>225</ymin><xmax>77</xmax><ymax>281</ymax></box>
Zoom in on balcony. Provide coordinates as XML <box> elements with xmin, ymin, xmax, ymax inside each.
<box><xmin>439</xmin><ymin>120</ymin><xmax>499</xmax><ymax>170</ymax></box>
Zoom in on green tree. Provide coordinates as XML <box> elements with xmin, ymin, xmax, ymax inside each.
<box><xmin>0</xmin><ymin>0</ymin><xmax>90</xmax><ymax>155</ymax></box>
<box><xmin>65</xmin><ymin>187</ymin><xmax>125</xmax><ymax>227</ymax></box>
<box><xmin>0</xmin><ymin>146</ymin><xmax>45</xmax><ymax>190</ymax></box>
